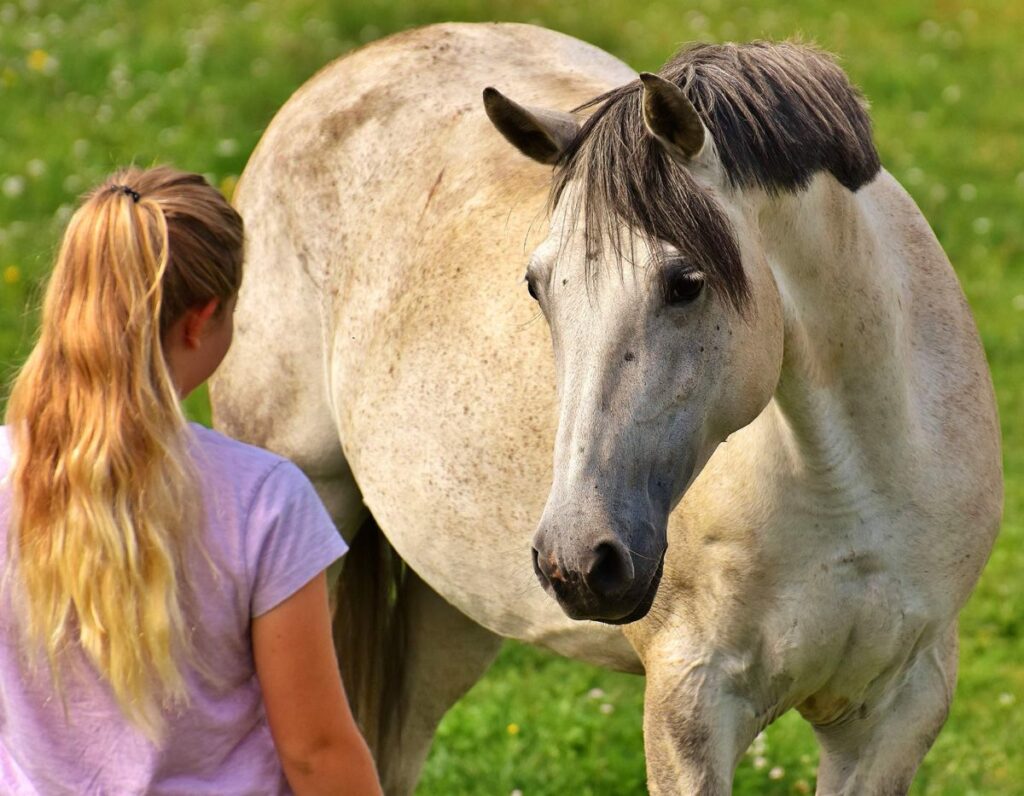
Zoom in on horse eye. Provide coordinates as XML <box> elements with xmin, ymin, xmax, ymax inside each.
<box><xmin>664</xmin><ymin>269</ymin><xmax>705</xmax><ymax>306</ymax></box>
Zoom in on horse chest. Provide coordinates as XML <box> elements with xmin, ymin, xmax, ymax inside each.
<box><xmin>733</xmin><ymin>507</ymin><xmax>938</xmax><ymax>721</ymax></box>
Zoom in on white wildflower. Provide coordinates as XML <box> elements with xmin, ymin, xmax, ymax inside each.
<box><xmin>918</xmin><ymin>20</ymin><xmax>940</xmax><ymax>40</ymax></box>
<box><xmin>2</xmin><ymin>175</ymin><xmax>25</xmax><ymax>198</ymax></box>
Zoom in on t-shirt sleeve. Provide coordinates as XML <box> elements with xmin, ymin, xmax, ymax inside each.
<box><xmin>245</xmin><ymin>460</ymin><xmax>348</xmax><ymax>617</ymax></box>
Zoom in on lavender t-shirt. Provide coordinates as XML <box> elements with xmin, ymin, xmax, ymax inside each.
<box><xmin>0</xmin><ymin>424</ymin><xmax>348</xmax><ymax>795</ymax></box>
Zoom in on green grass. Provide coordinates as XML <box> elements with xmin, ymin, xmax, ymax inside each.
<box><xmin>1</xmin><ymin>1</ymin><xmax>1020</xmax><ymax>793</ymax></box>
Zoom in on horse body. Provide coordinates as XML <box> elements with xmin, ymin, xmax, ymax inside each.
<box><xmin>211</xmin><ymin>22</ymin><xmax>1001</xmax><ymax>794</ymax></box>
<box><xmin>215</xmin><ymin>23</ymin><xmax>640</xmax><ymax>667</ymax></box>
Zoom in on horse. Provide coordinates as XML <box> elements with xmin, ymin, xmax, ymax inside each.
<box><xmin>209</xmin><ymin>22</ymin><xmax>1002</xmax><ymax>795</ymax></box>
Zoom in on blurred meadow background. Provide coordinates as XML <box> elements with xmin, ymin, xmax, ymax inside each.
<box><xmin>1</xmin><ymin>0</ymin><xmax>1020</xmax><ymax>793</ymax></box>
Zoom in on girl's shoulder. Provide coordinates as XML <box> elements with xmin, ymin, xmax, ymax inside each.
<box><xmin>187</xmin><ymin>423</ymin><xmax>318</xmax><ymax>513</ymax></box>
<box><xmin>189</xmin><ymin>423</ymin><xmax>290</xmax><ymax>478</ymax></box>
<box><xmin>188</xmin><ymin>424</ymin><xmax>346</xmax><ymax>617</ymax></box>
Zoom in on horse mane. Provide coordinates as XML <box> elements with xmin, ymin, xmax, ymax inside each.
<box><xmin>552</xmin><ymin>40</ymin><xmax>881</xmax><ymax>312</ymax></box>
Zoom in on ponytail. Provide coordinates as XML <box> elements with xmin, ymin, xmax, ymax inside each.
<box><xmin>5</xmin><ymin>166</ymin><xmax>243</xmax><ymax>737</ymax></box>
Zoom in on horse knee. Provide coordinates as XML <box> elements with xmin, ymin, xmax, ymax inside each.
<box><xmin>642</xmin><ymin>666</ymin><xmax>758</xmax><ymax>796</ymax></box>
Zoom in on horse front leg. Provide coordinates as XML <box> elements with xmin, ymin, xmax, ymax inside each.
<box><xmin>642</xmin><ymin>653</ymin><xmax>760</xmax><ymax>795</ymax></box>
<box><xmin>811</xmin><ymin>622</ymin><xmax>958</xmax><ymax>796</ymax></box>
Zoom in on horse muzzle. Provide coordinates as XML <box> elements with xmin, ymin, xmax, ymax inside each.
<box><xmin>531</xmin><ymin>518</ymin><xmax>666</xmax><ymax>624</ymax></box>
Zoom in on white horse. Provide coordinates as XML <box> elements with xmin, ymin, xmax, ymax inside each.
<box><xmin>210</xmin><ymin>23</ymin><xmax>1002</xmax><ymax>795</ymax></box>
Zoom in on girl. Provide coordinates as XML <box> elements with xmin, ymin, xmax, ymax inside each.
<box><xmin>0</xmin><ymin>166</ymin><xmax>382</xmax><ymax>795</ymax></box>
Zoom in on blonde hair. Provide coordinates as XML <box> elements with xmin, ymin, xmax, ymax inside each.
<box><xmin>5</xmin><ymin>166</ymin><xmax>243</xmax><ymax>736</ymax></box>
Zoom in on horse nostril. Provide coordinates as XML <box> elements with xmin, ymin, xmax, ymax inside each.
<box><xmin>585</xmin><ymin>541</ymin><xmax>629</xmax><ymax>597</ymax></box>
<box><xmin>533</xmin><ymin>544</ymin><xmax>571</xmax><ymax>589</ymax></box>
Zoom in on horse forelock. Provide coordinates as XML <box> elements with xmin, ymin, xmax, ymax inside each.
<box><xmin>550</xmin><ymin>40</ymin><xmax>881</xmax><ymax>312</ymax></box>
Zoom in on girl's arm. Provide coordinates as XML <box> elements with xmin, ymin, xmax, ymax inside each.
<box><xmin>253</xmin><ymin>571</ymin><xmax>383</xmax><ymax>796</ymax></box>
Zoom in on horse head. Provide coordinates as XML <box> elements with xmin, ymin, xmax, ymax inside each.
<box><xmin>484</xmin><ymin>73</ymin><xmax>785</xmax><ymax>623</ymax></box>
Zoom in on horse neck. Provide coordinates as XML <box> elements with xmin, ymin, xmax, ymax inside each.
<box><xmin>754</xmin><ymin>171</ymin><xmax>916</xmax><ymax>498</ymax></box>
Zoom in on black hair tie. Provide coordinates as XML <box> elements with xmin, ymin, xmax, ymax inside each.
<box><xmin>112</xmin><ymin>184</ymin><xmax>141</xmax><ymax>203</ymax></box>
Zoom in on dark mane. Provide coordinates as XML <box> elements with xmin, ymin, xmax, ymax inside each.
<box><xmin>552</xmin><ymin>41</ymin><xmax>881</xmax><ymax>311</ymax></box>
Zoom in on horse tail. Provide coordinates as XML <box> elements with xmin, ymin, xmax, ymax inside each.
<box><xmin>334</xmin><ymin>512</ymin><xmax>409</xmax><ymax>768</ymax></box>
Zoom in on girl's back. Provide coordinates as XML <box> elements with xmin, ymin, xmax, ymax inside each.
<box><xmin>0</xmin><ymin>424</ymin><xmax>345</xmax><ymax>794</ymax></box>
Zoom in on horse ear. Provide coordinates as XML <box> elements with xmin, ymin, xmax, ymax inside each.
<box><xmin>639</xmin><ymin>72</ymin><xmax>708</xmax><ymax>162</ymax></box>
<box><xmin>483</xmin><ymin>87</ymin><xmax>579</xmax><ymax>165</ymax></box>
